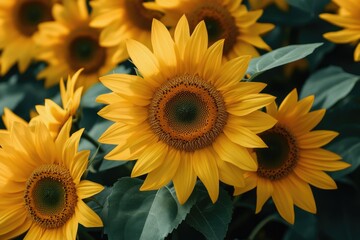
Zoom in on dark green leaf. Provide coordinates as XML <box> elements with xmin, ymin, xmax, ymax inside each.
<box><xmin>185</xmin><ymin>185</ymin><xmax>233</xmax><ymax>240</ymax></box>
<box><xmin>107</xmin><ymin>178</ymin><xmax>196</xmax><ymax>240</ymax></box>
<box><xmin>247</xmin><ymin>43</ymin><xmax>323</xmax><ymax>80</ymax></box>
<box><xmin>300</xmin><ymin>66</ymin><xmax>360</xmax><ymax>109</ymax></box>
<box><xmin>286</xmin><ymin>0</ymin><xmax>330</xmax><ymax>14</ymax></box>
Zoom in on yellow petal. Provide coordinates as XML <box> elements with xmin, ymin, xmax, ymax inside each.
<box><xmin>64</xmin><ymin>218</ymin><xmax>78</xmax><ymax>240</ymax></box>
<box><xmin>131</xmin><ymin>142</ymin><xmax>168</xmax><ymax>177</ymax></box>
<box><xmin>297</xmin><ymin>130</ymin><xmax>338</xmax><ymax>149</ymax></box>
<box><xmin>174</xmin><ymin>15</ymin><xmax>191</xmax><ymax>57</ymax></box>
<box><xmin>77</xmin><ymin>200</ymin><xmax>103</xmax><ymax>227</ymax></box>
<box><xmin>192</xmin><ymin>148</ymin><xmax>219</xmax><ymax>203</ymax></box>
<box><xmin>323</xmin><ymin>29</ymin><xmax>360</xmax><ymax>44</ymax></box>
<box><xmin>77</xmin><ymin>180</ymin><xmax>105</xmax><ymax>199</ymax></box>
<box><xmin>300</xmin><ymin>148</ymin><xmax>341</xmax><ymax>161</ymax></box>
<box><xmin>298</xmin><ymin>158</ymin><xmax>350</xmax><ymax>172</ymax></box>
<box><xmin>200</xmin><ymin>40</ymin><xmax>224</xmax><ymax>84</ymax></box>
<box><xmin>224</xmin><ymin>125</ymin><xmax>267</xmax><ymax>148</ymax></box>
<box><xmin>272</xmin><ymin>181</ymin><xmax>295</xmax><ymax>224</ymax></box>
<box><xmin>287</xmin><ymin>175</ymin><xmax>316</xmax><ymax>214</ymax></box>
<box><xmin>217</xmin><ymin>160</ymin><xmax>245</xmax><ymax>187</ymax></box>
<box><xmin>227</xmin><ymin>111</ymin><xmax>277</xmax><ymax>134</ymax></box>
<box><xmin>226</xmin><ymin>94</ymin><xmax>275</xmax><ymax>116</ymax></box>
<box><xmin>255</xmin><ymin>177</ymin><xmax>273</xmax><ymax>213</ymax></box>
<box><xmin>354</xmin><ymin>43</ymin><xmax>360</xmax><ymax>61</ymax></box>
<box><xmin>173</xmin><ymin>152</ymin><xmax>197</xmax><ymax>204</ymax></box>
<box><xmin>294</xmin><ymin>166</ymin><xmax>337</xmax><ymax>189</ymax></box>
<box><xmin>24</xmin><ymin>224</ymin><xmax>43</xmax><ymax>240</ymax></box>
<box><xmin>233</xmin><ymin>173</ymin><xmax>257</xmax><ymax>195</ymax></box>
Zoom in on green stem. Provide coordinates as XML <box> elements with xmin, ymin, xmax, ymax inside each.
<box><xmin>248</xmin><ymin>214</ymin><xmax>279</xmax><ymax>240</ymax></box>
<box><xmin>82</xmin><ymin>130</ymin><xmax>104</xmax><ymax>153</ymax></box>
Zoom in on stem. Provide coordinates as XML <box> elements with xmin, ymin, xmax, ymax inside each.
<box><xmin>82</xmin><ymin>130</ymin><xmax>104</xmax><ymax>153</ymax></box>
<box><xmin>248</xmin><ymin>214</ymin><xmax>279</xmax><ymax>240</ymax></box>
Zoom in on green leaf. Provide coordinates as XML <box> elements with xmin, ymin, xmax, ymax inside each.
<box><xmin>300</xmin><ymin>66</ymin><xmax>360</xmax><ymax>109</ymax></box>
<box><xmin>286</xmin><ymin>0</ymin><xmax>330</xmax><ymax>14</ymax></box>
<box><xmin>185</xmin><ymin>185</ymin><xmax>233</xmax><ymax>240</ymax></box>
<box><xmin>247</xmin><ymin>43</ymin><xmax>323</xmax><ymax>80</ymax></box>
<box><xmin>106</xmin><ymin>178</ymin><xmax>196</xmax><ymax>240</ymax></box>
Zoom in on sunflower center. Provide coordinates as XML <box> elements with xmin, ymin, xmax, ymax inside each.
<box><xmin>125</xmin><ymin>0</ymin><xmax>164</xmax><ymax>30</ymax></box>
<box><xmin>149</xmin><ymin>74</ymin><xmax>227</xmax><ymax>152</ymax></box>
<box><xmin>255</xmin><ymin>125</ymin><xmax>299</xmax><ymax>180</ymax></box>
<box><xmin>187</xmin><ymin>3</ymin><xmax>238</xmax><ymax>54</ymax></box>
<box><xmin>67</xmin><ymin>33</ymin><xmax>106</xmax><ymax>74</ymax></box>
<box><xmin>24</xmin><ymin>164</ymin><xmax>78</xmax><ymax>229</ymax></box>
<box><xmin>15</xmin><ymin>0</ymin><xmax>53</xmax><ymax>36</ymax></box>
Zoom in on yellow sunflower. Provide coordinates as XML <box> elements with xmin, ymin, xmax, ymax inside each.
<box><xmin>249</xmin><ymin>0</ymin><xmax>289</xmax><ymax>11</ymax></box>
<box><xmin>97</xmin><ymin>16</ymin><xmax>276</xmax><ymax>204</ymax></box>
<box><xmin>234</xmin><ymin>89</ymin><xmax>350</xmax><ymax>224</ymax></box>
<box><xmin>0</xmin><ymin>0</ymin><xmax>57</xmax><ymax>75</ymax></box>
<box><xmin>33</xmin><ymin>69</ymin><xmax>83</xmax><ymax>138</ymax></box>
<box><xmin>90</xmin><ymin>0</ymin><xmax>165</xmax><ymax>63</ymax></box>
<box><xmin>0</xmin><ymin>118</ymin><xmax>103</xmax><ymax>239</ymax></box>
<box><xmin>35</xmin><ymin>0</ymin><xmax>117</xmax><ymax>90</ymax></box>
<box><xmin>148</xmin><ymin>0</ymin><xmax>274</xmax><ymax>60</ymax></box>
<box><xmin>320</xmin><ymin>0</ymin><xmax>360</xmax><ymax>61</ymax></box>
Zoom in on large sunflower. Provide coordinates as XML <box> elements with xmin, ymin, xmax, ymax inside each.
<box><xmin>320</xmin><ymin>0</ymin><xmax>360</xmax><ymax>61</ymax></box>
<box><xmin>0</xmin><ymin>0</ymin><xmax>57</xmax><ymax>75</ymax></box>
<box><xmin>35</xmin><ymin>0</ymin><xmax>117</xmax><ymax>89</ymax></box>
<box><xmin>148</xmin><ymin>0</ymin><xmax>274</xmax><ymax>60</ymax></box>
<box><xmin>234</xmin><ymin>89</ymin><xmax>350</xmax><ymax>224</ymax></box>
<box><xmin>33</xmin><ymin>69</ymin><xmax>83</xmax><ymax>138</ymax></box>
<box><xmin>90</xmin><ymin>0</ymin><xmax>165</xmax><ymax>63</ymax></box>
<box><xmin>0</xmin><ymin>118</ymin><xmax>103</xmax><ymax>239</ymax></box>
<box><xmin>97</xmin><ymin>16</ymin><xmax>276</xmax><ymax>204</ymax></box>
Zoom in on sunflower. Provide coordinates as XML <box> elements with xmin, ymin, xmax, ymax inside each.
<box><xmin>97</xmin><ymin>16</ymin><xmax>276</xmax><ymax>204</ymax></box>
<box><xmin>248</xmin><ymin>0</ymin><xmax>289</xmax><ymax>11</ymax></box>
<box><xmin>320</xmin><ymin>0</ymin><xmax>360</xmax><ymax>61</ymax></box>
<box><xmin>0</xmin><ymin>0</ymin><xmax>57</xmax><ymax>75</ymax></box>
<box><xmin>0</xmin><ymin>117</ymin><xmax>103</xmax><ymax>239</ymax></box>
<box><xmin>33</xmin><ymin>69</ymin><xmax>83</xmax><ymax>138</ymax></box>
<box><xmin>90</xmin><ymin>0</ymin><xmax>165</xmax><ymax>63</ymax></box>
<box><xmin>234</xmin><ymin>89</ymin><xmax>350</xmax><ymax>224</ymax></box>
<box><xmin>148</xmin><ymin>0</ymin><xmax>274</xmax><ymax>60</ymax></box>
<box><xmin>35</xmin><ymin>0</ymin><xmax>117</xmax><ymax>89</ymax></box>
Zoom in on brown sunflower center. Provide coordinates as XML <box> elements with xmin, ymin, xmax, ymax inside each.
<box><xmin>24</xmin><ymin>164</ymin><xmax>78</xmax><ymax>229</ymax></box>
<box><xmin>125</xmin><ymin>0</ymin><xmax>164</xmax><ymax>30</ymax></box>
<box><xmin>187</xmin><ymin>3</ymin><xmax>238</xmax><ymax>55</ymax></box>
<box><xmin>149</xmin><ymin>74</ymin><xmax>227</xmax><ymax>152</ymax></box>
<box><xmin>15</xmin><ymin>0</ymin><xmax>53</xmax><ymax>36</ymax></box>
<box><xmin>67</xmin><ymin>31</ymin><xmax>106</xmax><ymax>74</ymax></box>
<box><xmin>255</xmin><ymin>125</ymin><xmax>299</xmax><ymax>180</ymax></box>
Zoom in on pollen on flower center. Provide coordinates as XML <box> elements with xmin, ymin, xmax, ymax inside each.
<box><xmin>125</xmin><ymin>0</ymin><xmax>164</xmax><ymax>30</ymax></box>
<box><xmin>149</xmin><ymin>74</ymin><xmax>227</xmax><ymax>152</ymax></box>
<box><xmin>187</xmin><ymin>3</ymin><xmax>238</xmax><ymax>54</ymax></box>
<box><xmin>255</xmin><ymin>125</ymin><xmax>299</xmax><ymax>180</ymax></box>
<box><xmin>24</xmin><ymin>164</ymin><xmax>78</xmax><ymax>229</ymax></box>
<box><xmin>15</xmin><ymin>0</ymin><xmax>53</xmax><ymax>36</ymax></box>
<box><xmin>67</xmin><ymin>32</ymin><xmax>106</xmax><ymax>74</ymax></box>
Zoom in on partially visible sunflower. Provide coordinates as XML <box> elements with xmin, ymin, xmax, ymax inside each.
<box><xmin>248</xmin><ymin>0</ymin><xmax>289</xmax><ymax>11</ymax></box>
<box><xmin>0</xmin><ymin>0</ymin><xmax>57</xmax><ymax>75</ymax></box>
<box><xmin>0</xmin><ymin>118</ymin><xmax>103</xmax><ymax>239</ymax></box>
<box><xmin>148</xmin><ymin>0</ymin><xmax>274</xmax><ymax>60</ymax></box>
<box><xmin>90</xmin><ymin>0</ymin><xmax>165</xmax><ymax>63</ymax></box>
<box><xmin>234</xmin><ymin>89</ymin><xmax>350</xmax><ymax>224</ymax></box>
<box><xmin>35</xmin><ymin>0</ymin><xmax>118</xmax><ymax>89</ymax></box>
<box><xmin>33</xmin><ymin>69</ymin><xmax>83</xmax><ymax>138</ymax></box>
<box><xmin>320</xmin><ymin>0</ymin><xmax>360</xmax><ymax>61</ymax></box>
<box><xmin>97</xmin><ymin>16</ymin><xmax>276</xmax><ymax>204</ymax></box>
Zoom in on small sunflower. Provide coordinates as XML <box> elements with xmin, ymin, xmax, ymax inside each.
<box><xmin>149</xmin><ymin>0</ymin><xmax>274</xmax><ymax>60</ymax></box>
<box><xmin>33</xmin><ymin>69</ymin><xmax>83</xmax><ymax>138</ymax></box>
<box><xmin>90</xmin><ymin>0</ymin><xmax>165</xmax><ymax>63</ymax></box>
<box><xmin>35</xmin><ymin>0</ymin><xmax>117</xmax><ymax>89</ymax></box>
<box><xmin>0</xmin><ymin>118</ymin><xmax>103</xmax><ymax>239</ymax></box>
<box><xmin>0</xmin><ymin>0</ymin><xmax>57</xmax><ymax>75</ymax></box>
<box><xmin>249</xmin><ymin>0</ymin><xmax>289</xmax><ymax>11</ymax></box>
<box><xmin>97</xmin><ymin>16</ymin><xmax>276</xmax><ymax>204</ymax></box>
<box><xmin>234</xmin><ymin>89</ymin><xmax>350</xmax><ymax>224</ymax></box>
<box><xmin>320</xmin><ymin>0</ymin><xmax>360</xmax><ymax>61</ymax></box>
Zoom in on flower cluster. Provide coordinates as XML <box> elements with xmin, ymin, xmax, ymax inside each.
<box><xmin>0</xmin><ymin>0</ymin><xmax>358</xmax><ymax>239</ymax></box>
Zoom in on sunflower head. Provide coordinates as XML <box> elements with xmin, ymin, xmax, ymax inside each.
<box><xmin>0</xmin><ymin>0</ymin><xmax>56</xmax><ymax>74</ymax></box>
<box><xmin>150</xmin><ymin>0</ymin><xmax>274</xmax><ymax>60</ymax></box>
<box><xmin>34</xmin><ymin>69</ymin><xmax>83</xmax><ymax>138</ymax></box>
<box><xmin>0</xmin><ymin>117</ymin><xmax>103</xmax><ymax>239</ymax></box>
<box><xmin>97</xmin><ymin>15</ymin><xmax>276</xmax><ymax>204</ymax></box>
<box><xmin>35</xmin><ymin>0</ymin><xmax>117</xmax><ymax>89</ymax></box>
<box><xmin>234</xmin><ymin>89</ymin><xmax>350</xmax><ymax>224</ymax></box>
